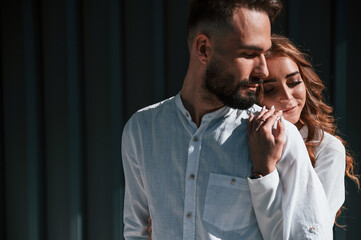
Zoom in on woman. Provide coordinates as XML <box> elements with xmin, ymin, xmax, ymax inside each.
<box><xmin>248</xmin><ymin>34</ymin><xmax>359</xmax><ymax>225</ymax></box>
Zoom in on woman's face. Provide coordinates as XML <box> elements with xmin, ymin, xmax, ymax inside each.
<box><xmin>260</xmin><ymin>56</ymin><xmax>306</xmax><ymax>125</ymax></box>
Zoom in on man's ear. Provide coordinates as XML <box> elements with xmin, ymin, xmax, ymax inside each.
<box><xmin>194</xmin><ymin>35</ymin><xmax>213</xmax><ymax>64</ymax></box>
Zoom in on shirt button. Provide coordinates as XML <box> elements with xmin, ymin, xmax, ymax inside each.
<box><xmin>185</xmin><ymin>113</ymin><xmax>189</xmax><ymax>118</ymax></box>
<box><xmin>190</xmin><ymin>174</ymin><xmax>195</xmax><ymax>179</ymax></box>
<box><xmin>186</xmin><ymin>212</ymin><xmax>192</xmax><ymax>218</ymax></box>
<box><xmin>230</xmin><ymin>178</ymin><xmax>236</xmax><ymax>184</ymax></box>
<box><xmin>309</xmin><ymin>226</ymin><xmax>317</xmax><ymax>233</ymax></box>
<box><xmin>193</xmin><ymin>136</ymin><xmax>198</xmax><ymax>142</ymax></box>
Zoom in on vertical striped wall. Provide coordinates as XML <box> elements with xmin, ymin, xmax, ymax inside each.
<box><xmin>1</xmin><ymin>0</ymin><xmax>360</xmax><ymax>239</ymax></box>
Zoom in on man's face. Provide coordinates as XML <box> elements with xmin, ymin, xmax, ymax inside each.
<box><xmin>204</xmin><ymin>8</ymin><xmax>271</xmax><ymax>110</ymax></box>
<box><xmin>205</xmin><ymin>54</ymin><xmax>261</xmax><ymax>109</ymax></box>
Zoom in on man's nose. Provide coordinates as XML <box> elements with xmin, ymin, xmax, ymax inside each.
<box><xmin>252</xmin><ymin>54</ymin><xmax>269</xmax><ymax>78</ymax></box>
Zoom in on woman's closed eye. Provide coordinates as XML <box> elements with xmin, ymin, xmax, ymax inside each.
<box><xmin>263</xmin><ymin>79</ymin><xmax>302</xmax><ymax>95</ymax></box>
<box><xmin>263</xmin><ymin>86</ymin><xmax>275</xmax><ymax>94</ymax></box>
<box><xmin>287</xmin><ymin>79</ymin><xmax>302</xmax><ymax>88</ymax></box>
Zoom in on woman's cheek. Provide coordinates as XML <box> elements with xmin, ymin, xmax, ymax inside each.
<box><xmin>261</xmin><ymin>98</ymin><xmax>276</xmax><ymax>110</ymax></box>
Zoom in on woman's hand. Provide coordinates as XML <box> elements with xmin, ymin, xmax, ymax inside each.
<box><xmin>247</xmin><ymin>106</ymin><xmax>285</xmax><ymax>176</ymax></box>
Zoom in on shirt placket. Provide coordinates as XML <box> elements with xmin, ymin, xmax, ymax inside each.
<box><xmin>182</xmin><ymin>126</ymin><xmax>206</xmax><ymax>240</ymax></box>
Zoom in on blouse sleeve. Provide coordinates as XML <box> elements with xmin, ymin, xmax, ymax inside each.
<box><xmin>313</xmin><ymin>134</ymin><xmax>346</xmax><ymax>220</ymax></box>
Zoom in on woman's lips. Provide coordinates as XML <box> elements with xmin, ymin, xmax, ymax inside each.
<box><xmin>283</xmin><ymin>105</ymin><xmax>297</xmax><ymax>113</ymax></box>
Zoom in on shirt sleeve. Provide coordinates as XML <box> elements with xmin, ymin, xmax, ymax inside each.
<box><xmin>122</xmin><ymin>117</ymin><xmax>150</xmax><ymax>239</ymax></box>
<box><xmin>314</xmin><ymin>135</ymin><xmax>346</xmax><ymax>220</ymax></box>
<box><xmin>248</xmin><ymin>122</ymin><xmax>333</xmax><ymax>240</ymax></box>
<box><xmin>248</xmin><ymin>169</ymin><xmax>283</xmax><ymax>240</ymax></box>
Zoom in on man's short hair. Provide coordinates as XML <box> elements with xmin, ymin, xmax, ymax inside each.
<box><xmin>187</xmin><ymin>0</ymin><xmax>282</xmax><ymax>48</ymax></box>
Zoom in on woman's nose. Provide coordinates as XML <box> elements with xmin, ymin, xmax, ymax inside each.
<box><xmin>279</xmin><ymin>86</ymin><xmax>293</xmax><ymax>101</ymax></box>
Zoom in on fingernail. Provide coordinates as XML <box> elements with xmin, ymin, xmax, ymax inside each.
<box><xmin>278</xmin><ymin>110</ymin><xmax>282</xmax><ymax>114</ymax></box>
<box><xmin>262</xmin><ymin>106</ymin><xmax>266</xmax><ymax>111</ymax></box>
<box><xmin>280</xmin><ymin>116</ymin><xmax>285</xmax><ymax>123</ymax></box>
<box><xmin>271</xmin><ymin>105</ymin><xmax>275</xmax><ymax>110</ymax></box>
<box><xmin>273</xmin><ymin>121</ymin><xmax>278</xmax><ymax>129</ymax></box>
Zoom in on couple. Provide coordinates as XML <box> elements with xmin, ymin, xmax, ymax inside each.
<box><xmin>122</xmin><ymin>0</ymin><xmax>358</xmax><ymax>239</ymax></box>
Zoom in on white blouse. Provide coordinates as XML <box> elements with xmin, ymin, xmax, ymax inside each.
<box><xmin>299</xmin><ymin>126</ymin><xmax>346</xmax><ymax>220</ymax></box>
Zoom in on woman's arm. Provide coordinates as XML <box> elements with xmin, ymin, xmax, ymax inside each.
<box><xmin>247</xmin><ymin>113</ymin><xmax>334</xmax><ymax>239</ymax></box>
<box><xmin>313</xmin><ymin>134</ymin><xmax>346</xmax><ymax>220</ymax></box>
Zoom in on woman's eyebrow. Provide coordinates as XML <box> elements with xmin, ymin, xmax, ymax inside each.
<box><xmin>285</xmin><ymin>71</ymin><xmax>300</xmax><ymax>78</ymax></box>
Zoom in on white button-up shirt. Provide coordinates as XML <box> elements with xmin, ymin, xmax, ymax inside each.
<box><xmin>122</xmin><ymin>94</ymin><xmax>334</xmax><ymax>240</ymax></box>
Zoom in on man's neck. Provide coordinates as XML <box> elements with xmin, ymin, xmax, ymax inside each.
<box><xmin>180</xmin><ymin>75</ymin><xmax>224</xmax><ymax>127</ymax></box>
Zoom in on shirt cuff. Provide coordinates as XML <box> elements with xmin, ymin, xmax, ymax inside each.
<box><xmin>247</xmin><ymin>168</ymin><xmax>280</xmax><ymax>193</ymax></box>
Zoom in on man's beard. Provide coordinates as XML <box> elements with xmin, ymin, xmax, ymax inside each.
<box><xmin>204</xmin><ymin>56</ymin><xmax>261</xmax><ymax>110</ymax></box>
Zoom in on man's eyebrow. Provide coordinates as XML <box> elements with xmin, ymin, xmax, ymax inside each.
<box><xmin>262</xmin><ymin>79</ymin><xmax>277</xmax><ymax>84</ymax></box>
<box><xmin>238</xmin><ymin>44</ymin><xmax>265</xmax><ymax>52</ymax></box>
<box><xmin>285</xmin><ymin>71</ymin><xmax>300</xmax><ymax>78</ymax></box>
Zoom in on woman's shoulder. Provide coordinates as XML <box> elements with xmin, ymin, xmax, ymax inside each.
<box><xmin>312</xmin><ymin>130</ymin><xmax>346</xmax><ymax>172</ymax></box>
<box><xmin>318</xmin><ymin>131</ymin><xmax>344</xmax><ymax>153</ymax></box>
<box><xmin>299</xmin><ymin>125</ymin><xmax>345</xmax><ymax>158</ymax></box>
<box><xmin>314</xmin><ymin>130</ymin><xmax>345</xmax><ymax>165</ymax></box>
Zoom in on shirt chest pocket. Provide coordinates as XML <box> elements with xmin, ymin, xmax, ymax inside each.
<box><xmin>203</xmin><ymin>173</ymin><xmax>257</xmax><ymax>231</ymax></box>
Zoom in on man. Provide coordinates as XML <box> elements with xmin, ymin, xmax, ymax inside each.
<box><xmin>122</xmin><ymin>0</ymin><xmax>333</xmax><ymax>239</ymax></box>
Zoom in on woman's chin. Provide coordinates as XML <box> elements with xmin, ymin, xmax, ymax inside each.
<box><xmin>283</xmin><ymin>114</ymin><xmax>299</xmax><ymax>125</ymax></box>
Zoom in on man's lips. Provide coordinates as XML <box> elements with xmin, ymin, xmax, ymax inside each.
<box><xmin>242</xmin><ymin>84</ymin><xmax>259</xmax><ymax>90</ymax></box>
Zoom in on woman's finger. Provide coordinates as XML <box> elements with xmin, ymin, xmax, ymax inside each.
<box><xmin>255</xmin><ymin>106</ymin><xmax>267</xmax><ymax>121</ymax></box>
<box><xmin>274</xmin><ymin>116</ymin><xmax>285</xmax><ymax>147</ymax></box>
<box><xmin>258</xmin><ymin>106</ymin><xmax>276</xmax><ymax>121</ymax></box>
<box><xmin>255</xmin><ymin>106</ymin><xmax>275</xmax><ymax>128</ymax></box>
<box><xmin>259</xmin><ymin>113</ymin><xmax>278</xmax><ymax>132</ymax></box>
<box><xmin>247</xmin><ymin>112</ymin><xmax>255</xmax><ymax>136</ymax></box>
<box><xmin>254</xmin><ymin>106</ymin><xmax>275</xmax><ymax>131</ymax></box>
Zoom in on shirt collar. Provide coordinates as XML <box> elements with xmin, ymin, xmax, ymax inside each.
<box><xmin>175</xmin><ymin>93</ymin><xmax>232</xmax><ymax>124</ymax></box>
<box><xmin>299</xmin><ymin>125</ymin><xmax>323</xmax><ymax>143</ymax></box>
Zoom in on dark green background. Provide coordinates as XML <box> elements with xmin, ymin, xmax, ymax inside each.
<box><xmin>1</xmin><ymin>0</ymin><xmax>360</xmax><ymax>239</ymax></box>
